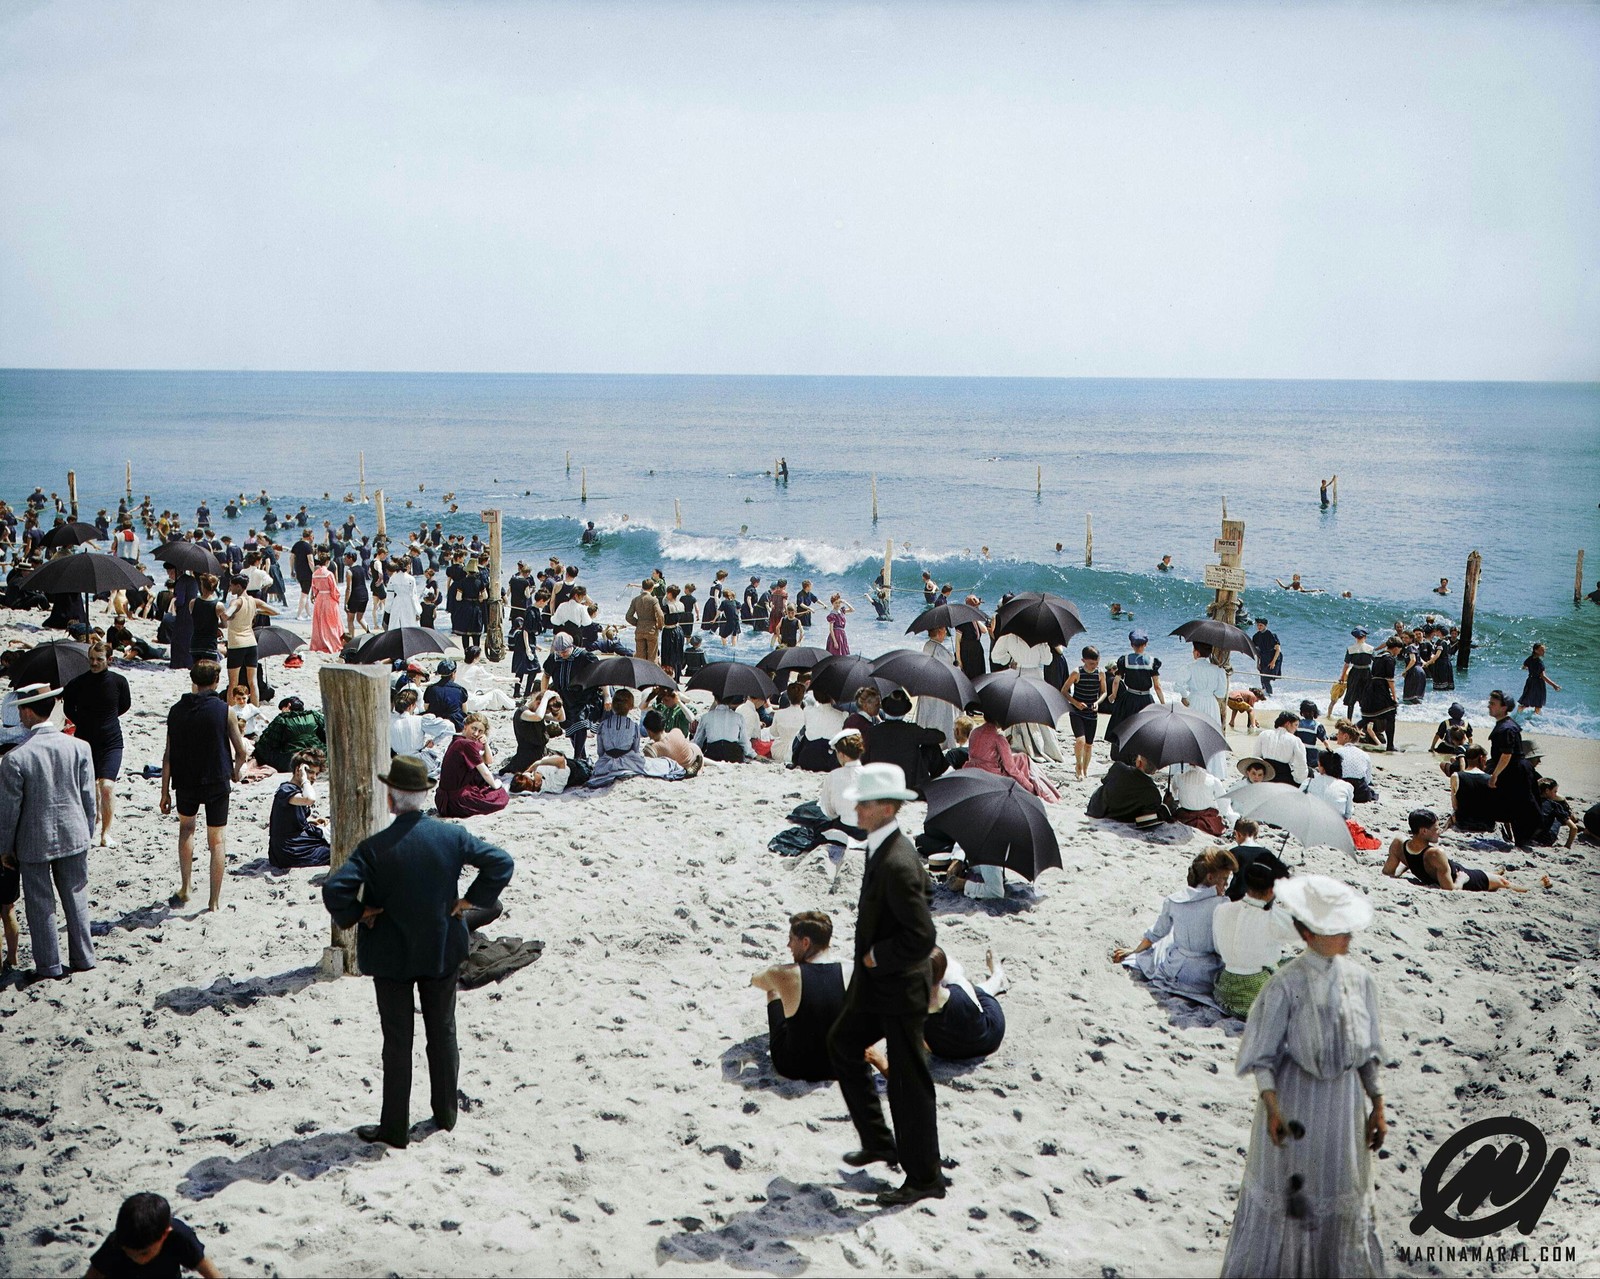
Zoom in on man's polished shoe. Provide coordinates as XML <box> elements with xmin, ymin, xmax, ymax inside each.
<box><xmin>876</xmin><ymin>1179</ymin><xmax>946</xmax><ymax>1207</ymax></box>
<box><xmin>843</xmin><ymin>1148</ymin><xmax>899</xmax><ymax>1168</ymax></box>
<box><xmin>356</xmin><ymin>1124</ymin><xmax>408</xmax><ymax>1149</ymax></box>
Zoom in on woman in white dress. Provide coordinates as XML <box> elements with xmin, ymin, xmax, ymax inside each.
<box><xmin>1174</xmin><ymin>640</ymin><xmax>1231</xmax><ymax>776</ymax></box>
<box><xmin>914</xmin><ymin>627</ymin><xmax>959</xmax><ymax>748</ymax></box>
<box><xmin>1221</xmin><ymin>875</ymin><xmax>1387</xmax><ymax>1278</ymax></box>
<box><xmin>989</xmin><ymin>628</ymin><xmax>1064</xmax><ymax>763</ymax></box>
<box><xmin>385</xmin><ymin>561</ymin><xmax>420</xmax><ymax>630</ymax></box>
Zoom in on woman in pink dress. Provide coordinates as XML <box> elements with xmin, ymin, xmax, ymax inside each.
<box><xmin>436</xmin><ymin>714</ymin><xmax>510</xmax><ymax>817</ymax></box>
<box><xmin>964</xmin><ymin>719</ymin><xmax>1060</xmax><ymax>803</ymax></box>
<box><xmin>309</xmin><ymin>552</ymin><xmax>344</xmax><ymax>653</ymax></box>
<box><xmin>825</xmin><ymin>592</ymin><xmax>854</xmax><ymax>657</ymax></box>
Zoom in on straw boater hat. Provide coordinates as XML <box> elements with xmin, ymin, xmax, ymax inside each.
<box><xmin>842</xmin><ymin>763</ymin><xmax>917</xmax><ymax>805</ymax></box>
<box><xmin>828</xmin><ymin>728</ymin><xmax>863</xmax><ymax>748</ymax></box>
<box><xmin>378</xmin><ymin>755</ymin><xmax>433</xmax><ymax>792</ymax></box>
<box><xmin>1274</xmin><ymin>875</ymin><xmax>1373</xmax><ymax>936</ymax></box>
<box><xmin>13</xmin><ymin>683</ymin><xmax>59</xmax><ymax>707</ymax></box>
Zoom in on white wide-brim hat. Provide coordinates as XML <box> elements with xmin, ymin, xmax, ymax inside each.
<box><xmin>1274</xmin><ymin>874</ymin><xmax>1374</xmax><ymax>936</ymax></box>
<box><xmin>842</xmin><ymin>762</ymin><xmax>918</xmax><ymax>805</ymax></box>
<box><xmin>13</xmin><ymin>682</ymin><xmax>59</xmax><ymax>707</ymax></box>
<box><xmin>828</xmin><ymin>728</ymin><xmax>863</xmax><ymax>748</ymax></box>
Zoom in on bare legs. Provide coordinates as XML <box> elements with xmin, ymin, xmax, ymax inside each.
<box><xmin>97</xmin><ymin>779</ymin><xmax>115</xmax><ymax>846</ymax></box>
<box><xmin>176</xmin><ymin>817</ymin><xmax>227</xmax><ymax>911</ymax></box>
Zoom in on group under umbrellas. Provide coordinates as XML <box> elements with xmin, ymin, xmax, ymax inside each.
<box><xmin>18</xmin><ymin>551</ymin><xmax>152</xmax><ymax>630</ymax></box>
<box><xmin>151</xmin><ymin>539</ymin><xmax>224</xmax><ymax>577</ymax></box>
<box><xmin>41</xmin><ymin>521</ymin><xmax>103</xmax><ymax>551</ymax></box>
<box><xmin>922</xmin><ymin>770</ymin><xmax>1062</xmax><ymax>883</ymax></box>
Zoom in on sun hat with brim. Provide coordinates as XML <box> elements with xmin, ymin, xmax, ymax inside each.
<box><xmin>1134</xmin><ymin>812</ymin><xmax>1167</xmax><ymax>831</ymax></box>
<box><xmin>1236</xmin><ymin>756</ymin><xmax>1280</xmax><ymax>782</ymax></box>
<box><xmin>841</xmin><ymin>762</ymin><xmax>917</xmax><ymax>805</ymax></box>
<box><xmin>828</xmin><ymin>728</ymin><xmax>864</xmax><ymax>748</ymax></box>
<box><xmin>378</xmin><ymin>755</ymin><xmax>434</xmax><ymax>792</ymax></box>
<box><xmin>13</xmin><ymin>682</ymin><xmax>59</xmax><ymax>707</ymax></box>
<box><xmin>1274</xmin><ymin>874</ymin><xmax>1373</xmax><ymax>936</ymax></box>
<box><xmin>1519</xmin><ymin>738</ymin><xmax>1544</xmax><ymax>760</ymax></box>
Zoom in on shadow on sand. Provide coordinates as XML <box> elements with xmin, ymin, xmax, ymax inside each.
<box><xmin>656</xmin><ymin>1176</ymin><xmax>877</xmax><ymax>1275</ymax></box>
<box><xmin>179</xmin><ymin>1128</ymin><xmax>390</xmax><ymax>1201</ymax></box>
<box><xmin>720</xmin><ymin>1035</ymin><xmax>831</xmax><ymax>1097</ymax></box>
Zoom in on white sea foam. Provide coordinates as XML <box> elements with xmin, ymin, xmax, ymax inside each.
<box><xmin>656</xmin><ymin>532</ymin><xmax>878</xmax><ymax>576</ymax></box>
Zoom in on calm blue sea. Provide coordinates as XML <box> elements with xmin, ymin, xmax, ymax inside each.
<box><xmin>3</xmin><ymin>371</ymin><xmax>1597</xmax><ymax>736</ymax></box>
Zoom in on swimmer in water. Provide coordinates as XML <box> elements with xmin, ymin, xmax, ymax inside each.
<box><xmin>1433</xmin><ymin>577</ymin><xmax>1450</xmax><ymax>596</ymax></box>
<box><xmin>1055</xmin><ymin>542</ymin><xmax>1063</xmax><ymax>553</ymax></box>
<box><xmin>1157</xmin><ymin>555</ymin><xmax>1173</xmax><ymax>572</ymax></box>
<box><xmin>1109</xmin><ymin>603</ymin><xmax>1132</xmax><ymax>620</ymax></box>
<box><xmin>1276</xmin><ymin>573</ymin><xmax>1325</xmax><ymax>595</ymax></box>
<box><xmin>1320</xmin><ymin>474</ymin><xmax>1337</xmax><ymax>507</ymax></box>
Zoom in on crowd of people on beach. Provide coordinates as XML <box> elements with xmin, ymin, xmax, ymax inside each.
<box><xmin>0</xmin><ymin>477</ymin><xmax>1595</xmax><ymax>1275</ymax></box>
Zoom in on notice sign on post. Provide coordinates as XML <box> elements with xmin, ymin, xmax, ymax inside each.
<box><xmin>1204</xmin><ymin>563</ymin><xmax>1246</xmax><ymax>591</ymax></box>
<box><xmin>1214</xmin><ymin>537</ymin><xmax>1242</xmax><ymax>555</ymax></box>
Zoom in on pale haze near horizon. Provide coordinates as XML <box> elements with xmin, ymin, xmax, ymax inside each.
<box><xmin>1</xmin><ymin>1</ymin><xmax>1597</xmax><ymax>381</ymax></box>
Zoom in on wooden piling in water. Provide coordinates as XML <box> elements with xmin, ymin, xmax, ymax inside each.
<box><xmin>1085</xmin><ymin>513</ymin><xmax>1093</xmax><ymax>567</ymax></box>
<box><xmin>1457</xmin><ymin>551</ymin><xmax>1482</xmax><ymax>672</ymax></box>
<box><xmin>1576</xmin><ymin>549</ymin><xmax>1586</xmax><ymax>605</ymax></box>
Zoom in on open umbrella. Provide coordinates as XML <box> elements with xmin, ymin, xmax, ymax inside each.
<box><xmin>1108</xmin><ymin>702</ymin><xmax>1228</xmax><ymax>769</ymax></box>
<box><xmin>870</xmin><ymin>650</ymin><xmax>978</xmax><ymax>708</ymax></box>
<box><xmin>575</xmin><ymin>655</ymin><xmax>678</xmax><ymax>690</ymax></box>
<box><xmin>1171</xmin><ymin>618</ymin><xmax>1255</xmax><ymax>660</ymax></box>
<box><xmin>809</xmin><ymin>654</ymin><xmax>895</xmax><ymax>705</ymax></box>
<box><xmin>19</xmin><ymin>552</ymin><xmax>151</xmax><ymax>628</ymax></box>
<box><xmin>1227</xmin><ymin>782</ymin><xmax>1356</xmax><ymax>855</ymax></box>
<box><xmin>923</xmin><ymin>770</ymin><xmax>1062</xmax><ymax>882</ymax></box>
<box><xmin>756</xmin><ymin>645</ymin><xmax>830</xmax><ymax>676</ymax></box>
<box><xmin>252</xmin><ymin>625</ymin><xmax>306</xmax><ymax>659</ymax></box>
<box><xmin>152</xmin><ymin>540</ymin><xmax>224</xmax><ymax>576</ymax></box>
<box><xmin>688</xmin><ymin>661</ymin><xmax>778</xmax><ymax>702</ymax></box>
<box><xmin>42</xmin><ymin>522</ymin><xmax>103</xmax><ymax>550</ymax></box>
<box><xmin>9</xmin><ymin>639</ymin><xmax>91</xmax><ymax>687</ymax></box>
<box><xmin>906</xmin><ymin>602</ymin><xmax>988</xmax><ymax>635</ymax></box>
<box><xmin>992</xmin><ymin>591</ymin><xmax>1085</xmax><ymax>648</ymax></box>
<box><xmin>971</xmin><ymin>669</ymin><xmax>1071</xmax><ymax>728</ymax></box>
<box><xmin>350</xmin><ymin>627</ymin><xmax>457</xmax><ymax>664</ymax></box>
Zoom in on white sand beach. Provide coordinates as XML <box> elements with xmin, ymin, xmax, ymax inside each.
<box><xmin>2</xmin><ymin>620</ymin><xmax>1597</xmax><ymax>1278</ymax></box>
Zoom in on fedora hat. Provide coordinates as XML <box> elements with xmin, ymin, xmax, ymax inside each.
<box><xmin>378</xmin><ymin>755</ymin><xmax>434</xmax><ymax>792</ymax></box>
<box><xmin>1274</xmin><ymin>874</ymin><xmax>1373</xmax><ymax>936</ymax></box>
<box><xmin>842</xmin><ymin>762</ymin><xmax>917</xmax><ymax>805</ymax></box>
<box><xmin>13</xmin><ymin>682</ymin><xmax>59</xmax><ymax>707</ymax></box>
<box><xmin>1236</xmin><ymin>756</ymin><xmax>1280</xmax><ymax>782</ymax></box>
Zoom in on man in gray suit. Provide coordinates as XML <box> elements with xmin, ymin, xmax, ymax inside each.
<box><xmin>0</xmin><ymin>683</ymin><xmax>97</xmax><ymax>983</ymax></box>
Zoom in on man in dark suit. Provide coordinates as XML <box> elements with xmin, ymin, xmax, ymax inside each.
<box><xmin>861</xmin><ymin>690</ymin><xmax>947</xmax><ymax>797</ymax></box>
<box><xmin>322</xmin><ymin>755</ymin><xmax>514</xmax><ymax>1149</ymax></box>
<box><xmin>826</xmin><ymin>763</ymin><xmax>943</xmax><ymax>1206</ymax></box>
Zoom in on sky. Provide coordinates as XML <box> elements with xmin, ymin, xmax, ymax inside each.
<box><xmin>1</xmin><ymin>0</ymin><xmax>1597</xmax><ymax>380</ymax></box>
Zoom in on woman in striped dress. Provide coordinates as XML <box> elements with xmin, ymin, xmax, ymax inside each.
<box><xmin>1221</xmin><ymin>876</ymin><xmax>1387</xmax><ymax>1278</ymax></box>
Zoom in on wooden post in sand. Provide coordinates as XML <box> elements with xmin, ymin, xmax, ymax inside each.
<box><xmin>871</xmin><ymin>474</ymin><xmax>879</xmax><ymax>522</ymax></box>
<box><xmin>1457</xmin><ymin>551</ymin><xmax>1482</xmax><ymax>672</ymax></box>
<box><xmin>580</xmin><ymin>468</ymin><xmax>588</xmax><ymax>502</ymax></box>
<box><xmin>1575</xmin><ymin>549</ymin><xmax>1586</xmax><ymax>605</ymax></box>
<box><xmin>1207</xmin><ymin>518</ymin><xmax>1246</xmax><ymax>623</ymax></box>
<box><xmin>374</xmin><ymin>489</ymin><xmax>387</xmax><ymax>540</ymax></box>
<box><xmin>358</xmin><ymin>451</ymin><xmax>366</xmax><ymax>502</ymax></box>
<box><xmin>317</xmin><ymin>665</ymin><xmax>391</xmax><ymax>977</ymax></box>
<box><xmin>67</xmin><ymin>471</ymin><xmax>78</xmax><ymax>521</ymax></box>
<box><xmin>1084</xmin><ymin>513</ymin><xmax>1093</xmax><ymax>567</ymax></box>
<box><xmin>674</xmin><ymin>498</ymin><xmax>683</xmax><ymax>530</ymax></box>
<box><xmin>482</xmin><ymin>508</ymin><xmax>505</xmax><ymax>662</ymax></box>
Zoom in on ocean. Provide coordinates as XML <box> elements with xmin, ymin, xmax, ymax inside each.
<box><xmin>3</xmin><ymin>370</ymin><xmax>1597</xmax><ymax>736</ymax></box>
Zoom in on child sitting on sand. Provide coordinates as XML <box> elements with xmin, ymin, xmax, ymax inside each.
<box><xmin>87</xmin><ymin>1192</ymin><xmax>221</xmax><ymax>1278</ymax></box>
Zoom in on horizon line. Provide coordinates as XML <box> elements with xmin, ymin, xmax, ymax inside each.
<box><xmin>2</xmin><ymin>367</ymin><xmax>1597</xmax><ymax>387</ymax></box>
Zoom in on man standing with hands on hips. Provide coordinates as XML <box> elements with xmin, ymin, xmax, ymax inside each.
<box><xmin>322</xmin><ymin>755</ymin><xmax>514</xmax><ymax>1149</ymax></box>
<box><xmin>826</xmin><ymin>762</ymin><xmax>944</xmax><ymax>1206</ymax></box>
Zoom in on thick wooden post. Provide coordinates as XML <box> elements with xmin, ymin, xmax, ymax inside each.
<box><xmin>674</xmin><ymin>498</ymin><xmax>682</xmax><ymax>529</ymax></box>
<box><xmin>566</xmin><ymin>449</ymin><xmax>571</xmax><ymax>475</ymax></box>
<box><xmin>871</xmin><ymin>474</ymin><xmax>879</xmax><ymax>522</ymax></box>
<box><xmin>883</xmin><ymin>539</ymin><xmax>893</xmax><ymax>592</ymax></box>
<box><xmin>125</xmin><ymin>460</ymin><xmax>132</xmax><ymax>501</ymax></box>
<box><xmin>1575</xmin><ymin>549</ymin><xmax>1586</xmax><ymax>605</ymax></box>
<box><xmin>482</xmin><ymin>508</ymin><xmax>505</xmax><ymax>662</ymax></box>
<box><xmin>67</xmin><ymin>471</ymin><xmax>78</xmax><ymax>521</ymax></box>
<box><xmin>1208</xmin><ymin>518</ymin><xmax>1246</xmax><ymax>623</ymax></box>
<box><xmin>1457</xmin><ymin>551</ymin><xmax>1482</xmax><ymax>671</ymax></box>
<box><xmin>1085</xmin><ymin>513</ymin><xmax>1093</xmax><ymax>567</ymax></box>
<box><xmin>317</xmin><ymin>665</ymin><xmax>391</xmax><ymax>976</ymax></box>
<box><xmin>1036</xmin><ymin>465</ymin><xmax>1042</xmax><ymax>498</ymax></box>
<box><xmin>374</xmin><ymin>489</ymin><xmax>387</xmax><ymax>539</ymax></box>
<box><xmin>580</xmin><ymin>468</ymin><xmax>587</xmax><ymax>502</ymax></box>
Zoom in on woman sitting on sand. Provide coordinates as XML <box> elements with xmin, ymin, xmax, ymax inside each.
<box><xmin>1111</xmin><ymin>847</ymin><xmax>1237</xmax><ymax>1005</ymax></box>
<box><xmin>963</xmin><ymin>716</ymin><xmax>1059</xmax><ymax>802</ymax></box>
<box><xmin>436</xmin><ymin>713</ymin><xmax>510</xmax><ymax>817</ymax></box>
<box><xmin>1382</xmin><ymin>809</ymin><xmax>1544</xmax><ymax>893</ymax></box>
<box><xmin>591</xmin><ymin>690</ymin><xmax>687</xmax><ymax>783</ymax></box>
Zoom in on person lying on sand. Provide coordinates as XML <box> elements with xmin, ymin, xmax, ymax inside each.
<box><xmin>1382</xmin><ymin>809</ymin><xmax>1549</xmax><ymax>892</ymax></box>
